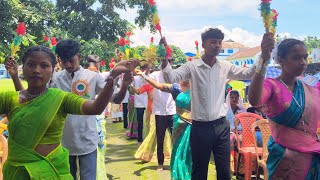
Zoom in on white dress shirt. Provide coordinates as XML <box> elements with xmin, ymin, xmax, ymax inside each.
<box><xmin>162</xmin><ymin>59</ymin><xmax>257</xmax><ymax>121</ymax></box>
<box><xmin>150</xmin><ymin>71</ymin><xmax>176</xmax><ymax>116</ymax></box>
<box><xmin>52</xmin><ymin>67</ymin><xmax>105</xmax><ymax>155</ymax></box>
<box><xmin>133</xmin><ymin>76</ymin><xmax>148</xmax><ymax>108</ymax></box>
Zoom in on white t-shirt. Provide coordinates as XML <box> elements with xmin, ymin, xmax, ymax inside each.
<box><xmin>133</xmin><ymin>76</ymin><xmax>148</xmax><ymax>108</ymax></box>
<box><xmin>150</xmin><ymin>71</ymin><xmax>176</xmax><ymax>115</ymax></box>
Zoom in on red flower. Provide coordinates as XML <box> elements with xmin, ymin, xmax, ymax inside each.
<box><xmin>109</xmin><ymin>62</ymin><xmax>115</xmax><ymax>69</ymax></box>
<box><xmin>188</xmin><ymin>57</ymin><xmax>193</xmax><ymax>61</ymax></box>
<box><xmin>261</xmin><ymin>0</ymin><xmax>271</xmax><ymax>3</ymax></box>
<box><xmin>110</xmin><ymin>58</ymin><xmax>115</xmax><ymax>63</ymax></box>
<box><xmin>148</xmin><ymin>0</ymin><xmax>156</xmax><ymax>6</ymax></box>
<box><xmin>118</xmin><ymin>37</ymin><xmax>126</xmax><ymax>46</ymax></box>
<box><xmin>51</xmin><ymin>37</ymin><xmax>57</xmax><ymax>46</ymax></box>
<box><xmin>272</xmin><ymin>9</ymin><xmax>279</xmax><ymax>20</ymax></box>
<box><xmin>155</xmin><ymin>23</ymin><xmax>161</xmax><ymax>32</ymax></box>
<box><xmin>165</xmin><ymin>46</ymin><xmax>173</xmax><ymax>60</ymax></box>
<box><xmin>44</xmin><ymin>36</ymin><xmax>49</xmax><ymax>42</ymax></box>
<box><xmin>151</xmin><ymin>37</ymin><xmax>154</xmax><ymax>43</ymax></box>
<box><xmin>101</xmin><ymin>60</ymin><xmax>106</xmax><ymax>66</ymax></box>
<box><xmin>16</xmin><ymin>22</ymin><xmax>26</xmax><ymax>36</ymax></box>
<box><xmin>125</xmin><ymin>32</ymin><xmax>131</xmax><ymax>37</ymax></box>
<box><xmin>195</xmin><ymin>40</ymin><xmax>199</xmax><ymax>46</ymax></box>
<box><xmin>125</xmin><ymin>39</ymin><xmax>130</xmax><ymax>45</ymax></box>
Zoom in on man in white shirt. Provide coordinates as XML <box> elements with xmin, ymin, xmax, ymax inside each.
<box><xmin>132</xmin><ymin>64</ymin><xmax>148</xmax><ymax>143</ymax></box>
<box><xmin>54</xmin><ymin>40</ymin><xmax>131</xmax><ymax>180</ymax></box>
<box><xmin>149</xmin><ymin>64</ymin><xmax>176</xmax><ymax>171</ymax></box>
<box><xmin>161</xmin><ymin>28</ymin><xmax>261</xmax><ymax>180</ymax></box>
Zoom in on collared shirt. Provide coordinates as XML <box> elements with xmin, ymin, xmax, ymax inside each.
<box><xmin>52</xmin><ymin>67</ymin><xmax>105</xmax><ymax>155</ymax></box>
<box><xmin>162</xmin><ymin>59</ymin><xmax>257</xmax><ymax>121</ymax></box>
<box><xmin>133</xmin><ymin>76</ymin><xmax>148</xmax><ymax>108</ymax></box>
<box><xmin>150</xmin><ymin>71</ymin><xmax>176</xmax><ymax>116</ymax></box>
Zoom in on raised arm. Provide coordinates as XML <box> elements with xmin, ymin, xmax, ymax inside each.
<box><xmin>128</xmin><ymin>84</ymin><xmax>141</xmax><ymax>95</ymax></box>
<box><xmin>248</xmin><ymin>33</ymin><xmax>275</xmax><ymax>106</ymax></box>
<box><xmin>112</xmin><ymin>72</ymin><xmax>133</xmax><ymax>104</ymax></box>
<box><xmin>82</xmin><ymin>60</ymin><xmax>139</xmax><ymax>115</ymax></box>
<box><xmin>5</xmin><ymin>57</ymin><xmax>25</xmax><ymax>91</ymax></box>
<box><xmin>135</xmin><ymin>69</ymin><xmax>172</xmax><ymax>93</ymax></box>
<box><xmin>159</xmin><ymin>37</ymin><xmax>191</xmax><ymax>83</ymax></box>
<box><xmin>161</xmin><ymin>60</ymin><xmax>191</xmax><ymax>83</ymax></box>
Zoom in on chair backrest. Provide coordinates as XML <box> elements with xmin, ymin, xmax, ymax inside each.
<box><xmin>234</xmin><ymin>113</ymin><xmax>264</xmax><ymax>148</ymax></box>
<box><xmin>252</xmin><ymin>119</ymin><xmax>271</xmax><ymax>162</ymax></box>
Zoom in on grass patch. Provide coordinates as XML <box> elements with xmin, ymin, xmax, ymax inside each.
<box><xmin>0</xmin><ymin>79</ymin><xmax>27</xmax><ymax>92</ymax></box>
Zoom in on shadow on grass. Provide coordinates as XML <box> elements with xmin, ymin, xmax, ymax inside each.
<box><xmin>133</xmin><ymin>165</ymin><xmax>170</xmax><ymax>176</ymax></box>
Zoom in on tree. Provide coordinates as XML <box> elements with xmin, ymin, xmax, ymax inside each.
<box><xmin>170</xmin><ymin>45</ymin><xmax>186</xmax><ymax>65</ymax></box>
<box><xmin>56</xmin><ymin>0</ymin><xmax>152</xmax><ymax>43</ymax></box>
<box><xmin>0</xmin><ymin>0</ymin><xmax>152</xmax><ymax>61</ymax></box>
<box><xmin>304</xmin><ymin>36</ymin><xmax>320</xmax><ymax>51</ymax></box>
<box><xmin>80</xmin><ymin>38</ymin><xmax>116</xmax><ymax>65</ymax></box>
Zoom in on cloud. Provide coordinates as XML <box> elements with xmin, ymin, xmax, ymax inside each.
<box><xmin>157</xmin><ymin>0</ymin><xmax>260</xmax><ymax>15</ymax></box>
<box><xmin>130</xmin><ymin>25</ymin><xmax>263</xmax><ymax>53</ymax></box>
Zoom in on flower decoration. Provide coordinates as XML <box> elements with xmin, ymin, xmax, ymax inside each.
<box><xmin>72</xmin><ymin>80</ymin><xmax>90</xmax><ymax>98</ymax></box>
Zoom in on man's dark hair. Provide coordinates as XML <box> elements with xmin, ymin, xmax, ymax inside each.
<box><xmin>56</xmin><ymin>39</ymin><xmax>81</xmax><ymax>62</ymax></box>
<box><xmin>201</xmin><ymin>28</ymin><xmax>225</xmax><ymax>42</ymax></box>
<box><xmin>87</xmin><ymin>55</ymin><xmax>100</xmax><ymax>63</ymax></box>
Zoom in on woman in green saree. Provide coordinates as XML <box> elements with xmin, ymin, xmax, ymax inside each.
<box><xmin>1</xmin><ymin>46</ymin><xmax>139</xmax><ymax>179</ymax></box>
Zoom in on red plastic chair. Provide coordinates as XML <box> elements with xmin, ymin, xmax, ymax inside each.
<box><xmin>234</xmin><ymin>113</ymin><xmax>263</xmax><ymax>180</ymax></box>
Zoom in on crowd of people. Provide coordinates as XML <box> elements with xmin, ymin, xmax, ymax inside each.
<box><xmin>0</xmin><ymin>27</ymin><xmax>319</xmax><ymax>180</ymax></box>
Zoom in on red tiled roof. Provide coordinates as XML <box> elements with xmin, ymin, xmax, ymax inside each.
<box><xmin>226</xmin><ymin>46</ymin><xmax>261</xmax><ymax>60</ymax></box>
<box><xmin>222</xmin><ymin>39</ymin><xmax>247</xmax><ymax>49</ymax></box>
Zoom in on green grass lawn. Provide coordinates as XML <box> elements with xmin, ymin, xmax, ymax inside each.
<box><xmin>105</xmin><ymin>119</ymin><xmax>222</xmax><ymax>180</ymax></box>
<box><xmin>0</xmin><ymin>79</ymin><xmax>27</xmax><ymax>92</ymax></box>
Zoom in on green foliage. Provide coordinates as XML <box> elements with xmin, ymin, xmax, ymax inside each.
<box><xmin>169</xmin><ymin>45</ymin><xmax>187</xmax><ymax>64</ymax></box>
<box><xmin>0</xmin><ymin>0</ymin><xmax>152</xmax><ymax>63</ymax></box>
<box><xmin>130</xmin><ymin>46</ymin><xmax>147</xmax><ymax>60</ymax></box>
<box><xmin>80</xmin><ymin>39</ymin><xmax>116</xmax><ymax>65</ymax></box>
<box><xmin>304</xmin><ymin>36</ymin><xmax>320</xmax><ymax>51</ymax></box>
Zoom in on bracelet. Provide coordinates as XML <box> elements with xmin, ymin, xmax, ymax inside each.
<box><xmin>255</xmin><ymin>56</ymin><xmax>269</xmax><ymax>76</ymax></box>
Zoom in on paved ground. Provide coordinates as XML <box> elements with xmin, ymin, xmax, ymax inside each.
<box><xmin>104</xmin><ymin>118</ymin><xmax>224</xmax><ymax>180</ymax></box>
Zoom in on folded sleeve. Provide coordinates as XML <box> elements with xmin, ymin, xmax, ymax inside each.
<box><xmin>63</xmin><ymin>92</ymin><xmax>87</xmax><ymax>115</ymax></box>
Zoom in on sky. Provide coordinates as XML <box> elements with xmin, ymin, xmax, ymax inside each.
<box><xmin>52</xmin><ymin>0</ymin><xmax>320</xmax><ymax>53</ymax></box>
<box><xmin>120</xmin><ymin>0</ymin><xmax>320</xmax><ymax>53</ymax></box>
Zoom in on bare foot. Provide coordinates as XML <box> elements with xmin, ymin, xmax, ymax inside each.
<box><xmin>157</xmin><ymin>165</ymin><xmax>163</xmax><ymax>171</ymax></box>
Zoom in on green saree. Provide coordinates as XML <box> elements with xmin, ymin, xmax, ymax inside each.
<box><xmin>0</xmin><ymin>88</ymin><xmax>85</xmax><ymax>179</ymax></box>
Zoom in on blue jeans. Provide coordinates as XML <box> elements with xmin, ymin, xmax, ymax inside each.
<box><xmin>69</xmin><ymin>150</ymin><xmax>97</xmax><ymax>180</ymax></box>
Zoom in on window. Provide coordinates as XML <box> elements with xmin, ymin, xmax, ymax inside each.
<box><xmin>228</xmin><ymin>49</ymin><xmax>233</xmax><ymax>53</ymax></box>
<box><xmin>0</xmin><ymin>71</ymin><xmax>3</xmax><ymax>75</ymax></box>
<box><xmin>220</xmin><ymin>49</ymin><xmax>225</xmax><ymax>53</ymax></box>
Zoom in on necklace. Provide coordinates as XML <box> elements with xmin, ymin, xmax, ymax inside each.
<box><xmin>26</xmin><ymin>88</ymin><xmax>48</xmax><ymax>100</ymax></box>
<box><xmin>279</xmin><ymin>79</ymin><xmax>308</xmax><ymax>133</ymax></box>
<box><xmin>279</xmin><ymin>79</ymin><xmax>302</xmax><ymax>109</ymax></box>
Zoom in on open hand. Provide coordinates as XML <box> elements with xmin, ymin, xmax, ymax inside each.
<box><xmin>5</xmin><ymin>56</ymin><xmax>19</xmax><ymax>77</ymax></box>
<box><xmin>159</xmin><ymin>37</ymin><xmax>168</xmax><ymax>46</ymax></box>
<box><xmin>261</xmin><ymin>32</ymin><xmax>275</xmax><ymax>63</ymax></box>
<box><xmin>111</xmin><ymin>59</ymin><xmax>140</xmax><ymax>77</ymax></box>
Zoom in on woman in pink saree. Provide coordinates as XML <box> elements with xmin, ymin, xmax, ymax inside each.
<box><xmin>249</xmin><ymin>35</ymin><xmax>320</xmax><ymax>179</ymax></box>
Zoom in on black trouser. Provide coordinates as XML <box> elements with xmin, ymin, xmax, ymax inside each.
<box><xmin>155</xmin><ymin>115</ymin><xmax>173</xmax><ymax>165</ymax></box>
<box><xmin>136</xmin><ymin>108</ymin><xmax>146</xmax><ymax>142</ymax></box>
<box><xmin>122</xmin><ymin>103</ymin><xmax>128</xmax><ymax>129</ymax></box>
<box><xmin>191</xmin><ymin>117</ymin><xmax>230</xmax><ymax>180</ymax></box>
